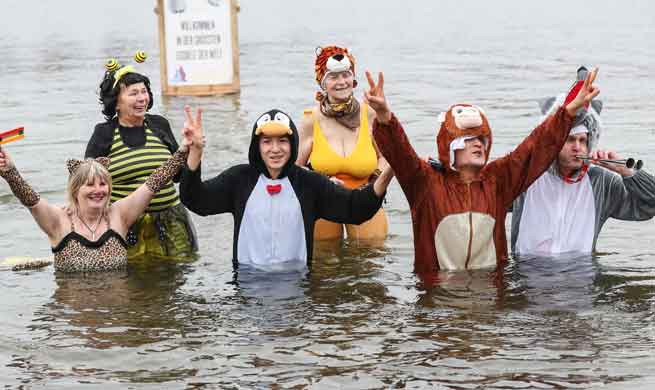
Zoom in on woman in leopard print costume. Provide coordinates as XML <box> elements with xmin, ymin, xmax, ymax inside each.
<box><xmin>0</xmin><ymin>106</ymin><xmax>203</xmax><ymax>273</ymax></box>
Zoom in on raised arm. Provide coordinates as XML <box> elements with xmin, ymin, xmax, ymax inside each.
<box><xmin>177</xmin><ymin>106</ymin><xmax>236</xmax><ymax>216</ymax></box>
<box><xmin>182</xmin><ymin>105</ymin><xmax>205</xmax><ymax>172</ymax></box>
<box><xmin>367</xmin><ymin>105</ymin><xmax>391</xmax><ymax>177</ymax></box>
<box><xmin>0</xmin><ymin>145</ymin><xmax>66</xmax><ymax>241</ymax></box>
<box><xmin>491</xmin><ymin>68</ymin><xmax>600</xmax><ymax>206</ymax></box>
<box><xmin>365</xmin><ymin>71</ymin><xmax>429</xmax><ymax>205</ymax></box>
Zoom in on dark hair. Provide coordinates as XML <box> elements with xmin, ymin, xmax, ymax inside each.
<box><xmin>98</xmin><ymin>71</ymin><xmax>154</xmax><ymax>121</ymax></box>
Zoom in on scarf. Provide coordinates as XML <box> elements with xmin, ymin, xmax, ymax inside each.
<box><xmin>317</xmin><ymin>94</ymin><xmax>361</xmax><ymax>130</ymax></box>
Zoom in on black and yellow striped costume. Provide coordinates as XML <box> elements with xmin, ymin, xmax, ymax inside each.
<box><xmin>108</xmin><ymin>127</ymin><xmax>180</xmax><ymax>212</ymax></box>
<box><xmin>85</xmin><ymin>114</ymin><xmax>197</xmax><ymax>261</ymax></box>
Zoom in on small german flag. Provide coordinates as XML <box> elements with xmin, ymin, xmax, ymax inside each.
<box><xmin>0</xmin><ymin>127</ymin><xmax>25</xmax><ymax>145</ymax></box>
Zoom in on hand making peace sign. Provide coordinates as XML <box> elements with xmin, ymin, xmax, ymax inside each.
<box><xmin>181</xmin><ymin>105</ymin><xmax>205</xmax><ymax>152</ymax></box>
<box><xmin>565</xmin><ymin>67</ymin><xmax>600</xmax><ymax>117</ymax></box>
<box><xmin>364</xmin><ymin>70</ymin><xmax>393</xmax><ymax>124</ymax></box>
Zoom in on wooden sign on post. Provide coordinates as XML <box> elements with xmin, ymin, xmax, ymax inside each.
<box><xmin>157</xmin><ymin>0</ymin><xmax>240</xmax><ymax>96</ymax></box>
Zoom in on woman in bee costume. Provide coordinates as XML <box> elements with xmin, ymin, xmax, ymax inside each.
<box><xmin>85</xmin><ymin>52</ymin><xmax>198</xmax><ymax>261</ymax></box>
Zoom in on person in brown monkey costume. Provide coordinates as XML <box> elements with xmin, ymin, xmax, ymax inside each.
<box><xmin>364</xmin><ymin>69</ymin><xmax>599</xmax><ymax>273</ymax></box>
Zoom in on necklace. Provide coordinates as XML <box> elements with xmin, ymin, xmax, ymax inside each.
<box><xmin>77</xmin><ymin>211</ymin><xmax>104</xmax><ymax>240</ymax></box>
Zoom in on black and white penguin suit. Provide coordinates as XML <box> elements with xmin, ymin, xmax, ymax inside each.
<box><xmin>179</xmin><ymin>109</ymin><xmax>384</xmax><ymax>270</ymax></box>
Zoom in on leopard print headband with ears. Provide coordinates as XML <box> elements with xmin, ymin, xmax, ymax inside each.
<box><xmin>66</xmin><ymin>157</ymin><xmax>111</xmax><ymax>175</ymax></box>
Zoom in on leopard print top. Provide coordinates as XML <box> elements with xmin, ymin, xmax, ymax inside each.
<box><xmin>52</xmin><ymin>215</ymin><xmax>128</xmax><ymax>273</ymax></box>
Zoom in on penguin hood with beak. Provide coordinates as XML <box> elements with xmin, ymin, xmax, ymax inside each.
<box><xmin>248</xmin><ymin>109</ymin><xmax>299</xmax><ymax>179</ymax></box>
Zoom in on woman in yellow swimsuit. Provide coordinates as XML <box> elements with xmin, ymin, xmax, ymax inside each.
<box><xmin>297</xmin><ymin>45</ymin><xmax>390</xmax><ymax>241</ymax></box>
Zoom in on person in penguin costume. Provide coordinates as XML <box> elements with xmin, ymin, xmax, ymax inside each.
<box><xmin>511</xmin><ymin>67</ymin><xmax>655</xmax><ymax>256</ymax></box>
<box><xmin>179</xmin><ymin>108</ymin><xmax>393</xmax><ymax>271</ymax></box>
<box><xmin>363</xmin><ymin>68</ymin><xmax>599</xmax><ymax>274</ymax></box>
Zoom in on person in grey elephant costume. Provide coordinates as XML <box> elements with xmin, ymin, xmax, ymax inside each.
<box><xmin>511</xmin><ymin>66</ymin><xmax>655</xmax><ymax>256</ymax></box>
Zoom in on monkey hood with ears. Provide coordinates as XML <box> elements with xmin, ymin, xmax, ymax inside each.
<box><xmin>436</xmin><ymin>103</ymin><xmax>493</xmax><ymax>171</ymax></box>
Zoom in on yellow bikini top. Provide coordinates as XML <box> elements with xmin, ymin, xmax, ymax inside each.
<box><xmin>307</xmin><ymin>103</ymin><xmax>378</xmax><ymax>179</ymax></box>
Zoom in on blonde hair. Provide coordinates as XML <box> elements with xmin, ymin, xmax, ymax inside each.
<box><xmin>67</xmin><ymin>160</ymin><xmax>112</xmax><ymax>212</ymax></box>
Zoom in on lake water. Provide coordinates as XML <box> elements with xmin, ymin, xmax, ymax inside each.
<box><xmin>1</xmin><ymin>0</ymin><xmax>655</xmax><ymax>388</ymax></box>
